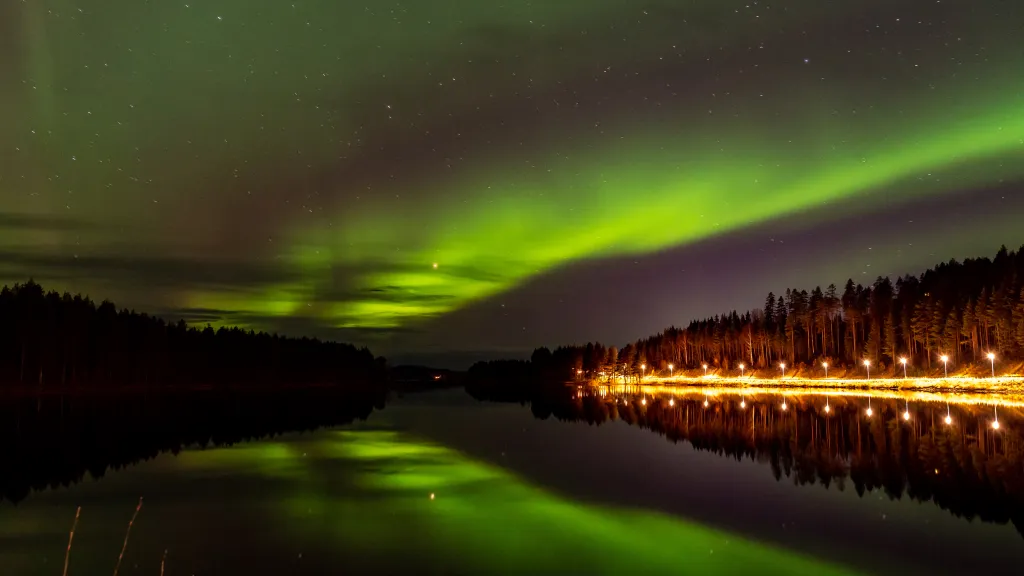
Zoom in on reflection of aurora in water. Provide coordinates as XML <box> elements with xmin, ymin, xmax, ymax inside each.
<box><xmin>0</xmin><ymin>389</ymin><xmax>864</xmax><ymax>575</ymax></box>
<box><xmin>267</xmin><ymin>429</ymin><xmax>860</xmax><ymax>575</ymax></box>
<box><xmin>551</xmin><ymin>385</ymin><xmax>1024</xmax><ymax>536</ymax></box>
<box><xmin>2</xmin><ymin>386</ymin><xmax>1024</xmax><ymax>573</ymax></box>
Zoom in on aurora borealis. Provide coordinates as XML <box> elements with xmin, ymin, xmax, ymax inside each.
<box><xmin>2</xmin><ymin>1</ymin><xmax>1023</xmax><ymax>364</ymax></box>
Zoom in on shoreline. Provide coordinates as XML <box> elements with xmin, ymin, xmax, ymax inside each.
<box><xmin>584</xmin><ymin>374</ymin><xmax>1024</xmax><ymax>394</ymax></box>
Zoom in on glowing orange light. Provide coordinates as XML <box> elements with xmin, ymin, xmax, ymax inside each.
<box><xmin>992</xmin><ymin>420</ymin><xmax>1000</xmax><ymax>430</ymax></box>
<box><xmin>944</xmin><ymin>415</ymin><xmax>952</xmax><ymax>425</ymax></box>
<box><xmin>903</xmin><ymin>411</ymin><xmax>910</xmax><ymax>421</ymax></box>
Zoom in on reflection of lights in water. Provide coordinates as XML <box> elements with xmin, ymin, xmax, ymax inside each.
<box><xmin>608</xmin><ymin>384</ymin><xmax>1022</xmax><ymax>433</ymax></box>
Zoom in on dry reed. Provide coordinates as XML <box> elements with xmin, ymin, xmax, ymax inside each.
<box><xmin>112</xmin><ymin>497</ymin><xmax>143</xmax><ymax>576</ymax></box>
<box><xmin>62</xmin><ymin>506</ymin><xmax>81</xmax><ymax>576</ymax></box>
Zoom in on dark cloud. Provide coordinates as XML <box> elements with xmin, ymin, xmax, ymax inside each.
<box><xmin>0</xmin><ymin>213</ymin><xmax>91</xmax><ymax>232</ymax></box>
<box><xmin>0</xmin><ymin>250</ymin><xmax>299</xmax><ymax>293</ymax></box>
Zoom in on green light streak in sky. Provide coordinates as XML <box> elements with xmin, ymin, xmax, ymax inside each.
<box><xmin>227</xmin><ymin>86</ymin><xmax>1024</xmax><ymax>329</ymax></box>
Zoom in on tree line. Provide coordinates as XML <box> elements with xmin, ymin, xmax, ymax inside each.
<box><xmin>0</xmin><ymin>281</ymin><xmax>387</xmax><ymax>390</ymax></box>
<box><xmin>484</xmin><ymin>244</ymin><xmax>1024</xmax><ymax>381</ymax></box>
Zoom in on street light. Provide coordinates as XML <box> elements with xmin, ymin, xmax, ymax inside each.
<box><xmin>739</xmin><ymin>363</ymin><xmax>745</xmax><ymax>377</ymax></box>
<box><xmin>822</xmin><ymin>362</ymin><xmax>829</xmax><ymax>379</ymax></box>
<box><xmin>702</xmin><ymin>363</ymin><xmax>708</xmax><ymax>376</ymax></box>
<box><xmin>641</xmin><ymin>363</ymin><xmax>646</xmax><ymax>380</ymax></box>
<box><xmin>987</xmin><ymin>352</ymin><xmax>996</xmax><ymax>378</ymax></box>
<box><xmin>668</xmin><ymin>363</ymin><xmax>674</xmax><ymax>378</ymax></box>
<box><xmin>780</xmin><ymin>363</ymin><xmax>786</xmax><ymax>378</ymax></box>
<box><xmin>940</xmin><ymin>355</ymin><xmax>949</xmax><ymax>378</ymax></box>
<box><xmin>899</xmin><ymin>357</ymin><xmax>907</xmax><ymax>379</ymax></box>
<box><xmin>863</xmin><ymin>359</ymin><xmax>871</xmax><ymax>379</ymax></box>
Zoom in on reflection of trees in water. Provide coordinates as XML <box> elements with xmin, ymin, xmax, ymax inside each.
<box><xmin>0</xmin><ymin>388</ymin><xmax>386</xmax><ymax>504</ymax></box>
<box><xmin>528</xmin><ymin>388</ymin><xmax>1024</xmax><ymax>538</ymax></box>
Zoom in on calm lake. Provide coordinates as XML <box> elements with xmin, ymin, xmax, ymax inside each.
<box><xmin>1</xmin><ymin>385</ymin><xmax>1022</xmax><ymax>575</ymax></box>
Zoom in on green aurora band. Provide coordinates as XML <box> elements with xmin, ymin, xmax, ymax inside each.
<box><xmin>207</xmin><ymin>81</ymin><xmax>1024</xmax><ymax>329</ymax></box>
<box><xmin>3</xmin><ymin>0</ymin><xmax>1023</xmax><ymax>333</ymax></box>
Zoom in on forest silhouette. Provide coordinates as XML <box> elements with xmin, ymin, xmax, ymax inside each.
<box><xmin>0</xmin><ymin>281</ymin><xmax>386</xmax><ymax>391</ymax></box>
<box><xmin>469</xmin><ymin>243</ymin><xmax>1024</xmax><ymax>382</ymax></box>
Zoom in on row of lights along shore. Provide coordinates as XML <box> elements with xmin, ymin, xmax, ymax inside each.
<box><xmin>785</xmin><ymin>352</ymin><xmax>997</xmax><ymax>379</ymax></box>
<box><xmin>606</xmin><ymin>352</ymin><xmax>1000</xmax><ymax>380</ymax></box>
<box><xmin>589</xmin><ymin>352</ymin><xmax>1005</xmax><ymax>431</ymax></box>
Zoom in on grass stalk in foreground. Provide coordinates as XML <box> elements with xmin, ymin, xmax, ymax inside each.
<box><xmin>62</xmin><ymin>506</ymin><xmax>81</xmax><ymax>576</ymax></box>
<box><xmin>112</xmin><ymin>497</ymin><xmax>143</xmax><ymax>576</ymax></box>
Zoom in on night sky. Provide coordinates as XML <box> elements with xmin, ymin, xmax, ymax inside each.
<box><xmin>2</xmin><ymin>1</ymin><xmax>1022</xmax><ymax>366</ymax></box>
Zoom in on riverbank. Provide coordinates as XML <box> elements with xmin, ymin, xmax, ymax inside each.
<box><xmin>587</xmin><ymin>372</ymin><xmax>1024</xmax><ymax>394</ymax></box>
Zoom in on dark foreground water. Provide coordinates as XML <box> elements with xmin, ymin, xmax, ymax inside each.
<box><xmin>1</xmin><ymin>385</ymin><xmax>1023</xmax><ymax>575</ymax></box>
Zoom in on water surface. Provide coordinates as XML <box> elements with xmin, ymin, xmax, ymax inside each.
<box><xmin>0</xmin><ymin>386</ymin><xmax>1021</xmax><ymax>575</ymax></box>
